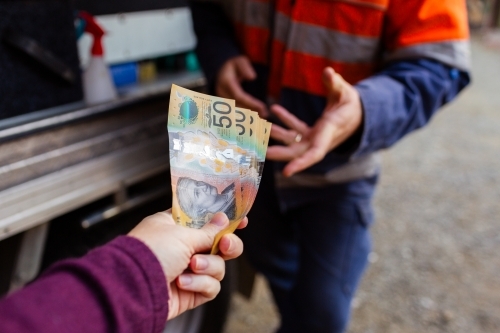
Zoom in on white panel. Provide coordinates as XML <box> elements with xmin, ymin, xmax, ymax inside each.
<box><xmin>78</xmin><ymin>7</ymin><xmax>197</xmax><ymax>67</ymax></box>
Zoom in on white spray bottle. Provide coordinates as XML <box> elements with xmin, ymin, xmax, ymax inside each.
<box><xmin>79</xmin><ymin>11</ymin><xmax>117</xmax><ymax>105</ymax></box>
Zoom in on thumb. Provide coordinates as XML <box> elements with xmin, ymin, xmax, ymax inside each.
<box><xmin>235</xmin><ymin>56</ymin><xmax>257</xmax><ymax>81</ymax></box>
<box><xmin>192</xmin><ymin>213</ymin><xmax>230</xmax><ymax>252</ymax></box>
<box><xmin>322</xmin><ymin>67</ymin><xmax>345</xmax><ymax>102</ymax></box>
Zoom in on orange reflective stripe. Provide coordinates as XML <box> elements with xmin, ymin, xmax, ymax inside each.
<box><xmin>385</xmin><ymin>0</ymin><xmax>469</xmax><ymax>49</ymax></box>
<box><xmin>281</xmin><ymin>52</ymin><xmax>376</xmax><ymax>96</ymax></box>
<box><xmin>235</xmin><ymin>24</ymin><xmax>269</xmax><ymax>65</ymax></box>
<box><xmin>291</xmin><ymin>1</ymin><xmax>385</xmax><ymax>37</ymax></box>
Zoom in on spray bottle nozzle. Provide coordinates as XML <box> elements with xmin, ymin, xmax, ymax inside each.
<box><xmin>78</xmin><ymin>11</ymin><xmax>105</xmax><ymax>56</ymax></box>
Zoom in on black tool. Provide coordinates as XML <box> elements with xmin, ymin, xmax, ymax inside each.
<box><xmin>2</xmin><ymin>28</ymin><xmax>76</xmax><ymax>84</ymax></box>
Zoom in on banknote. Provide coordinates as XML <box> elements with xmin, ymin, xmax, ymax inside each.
<box><xmin>253</xmin><ymin>118</ymin><xmax>269</xmax><ymax>182</ymax></box>
<box><xmin>167</xmin><ymin>85</ymin><xmax>270</xmax><ymax>253</ymax></box>
<box><xmin>244</xmin><ymin>117</ymin><xmax>271</xmax><ymax>214</ymax></box>
<box><xmin>168</xmin><ymin>84</ymin><xmax>243</xmax><ymax>228</ymax></box>
<box><xmin>235</xmin><ymin>108</ymin><xmax>259</xmax><ymax>216</ymax></box>
<box><xmin>210</xmin><ymin>116</ymin><xmax>272</xmax><ymax>254</ymax></box>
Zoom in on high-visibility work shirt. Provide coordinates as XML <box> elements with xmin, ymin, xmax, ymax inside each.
<box><xmin>191</xmin><ymin>0</ymin><xmax>470</xmax><ymax>207</ymax></box>
<box><xmin>220</xmin><ymin>0</ymin><xmax>470</xmax><ymax>96</ymax></box>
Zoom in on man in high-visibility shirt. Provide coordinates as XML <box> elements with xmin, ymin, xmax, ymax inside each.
<box><xmin>191</xmin><ymin>1</ymin><xmax>471</xmax><ymax>332</ymax></box>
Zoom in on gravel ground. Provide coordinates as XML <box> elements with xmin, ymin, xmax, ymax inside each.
<box><xmin>223</xmin><ymin>37</ymin><xmax>500</xmax><ymax>333</ymax></box>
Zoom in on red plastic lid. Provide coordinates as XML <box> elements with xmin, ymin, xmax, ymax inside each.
<box><xmin>79</xmin><ymin>11</ymin><xmax>105</xmax><ymax>56</ymax></box>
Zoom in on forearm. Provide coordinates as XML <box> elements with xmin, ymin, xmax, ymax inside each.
<box><xmin>190</xmin><ymin>1</ymin><xmax>241</xmax><ymax>86</ymax></box>
<box><xmin>0</xmin><ymin>236</ymin><xmax>168</xmax><ymax>333</ymax></box>
<box><xmin>353</xmin><ymin>59</ymin><xmax>470</xmax><ymax>157</ymax></box>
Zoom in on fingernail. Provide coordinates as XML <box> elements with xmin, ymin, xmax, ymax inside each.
<box><xmin>210</xmin><ymin>213</ymin><xmax>227</xmax><ymax>226</ymax></box>
<box><xmin>179</xmin><ymin>275</ymin><xmax>192</xmax><ymax>286</ymax></box>
<box><xmin>196</xmin><ymin>257</ymin><xmax>208</xmax><ymax>270</ymax></box>
<box><xmin>225</xmin><ymin>238</ymin><xmax>233</xmax><ymax>253</ymax></box>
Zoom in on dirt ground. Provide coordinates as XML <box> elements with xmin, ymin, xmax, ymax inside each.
<box><xmin>223</xmin><ymin>37</ymin><xmax>500</xmax><ymax>333</ymax></box>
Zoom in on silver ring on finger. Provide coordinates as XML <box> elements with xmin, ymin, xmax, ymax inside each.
<box><xmin>294</xmin><ymin>133</ymin><xmax>302</xmax><ymax>143</ymax></box>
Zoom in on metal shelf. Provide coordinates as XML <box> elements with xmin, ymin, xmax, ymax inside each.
<box><xmin>0</xmin><ymin>135</ymin><xmax>169</xmax><ymax>241</ymax></box>
<box><xmin>0</xmin><ymin>70</ymin><xmax>205</xmax><ymax>142</ymax></box>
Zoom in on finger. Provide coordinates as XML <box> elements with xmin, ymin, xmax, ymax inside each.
<box><xmin>267</xmin><ymin>142</ymin><xmax>309</xmax><ymax>162</ymax></box>
<box><xmin>236</xmin><ymin>93</ymin><xmax>268</xmax><ymax>118</ymax></box>
<box><xmin>256</xmin><ymin>107</ymin><xmax>270</xmax><ymax>119</ymax></box>
<box><xmin>266</xmin><ymin>145</ymin><xmax>299</xmax><ymax>162</ymax></box>
<box><xmin>235</xmin><ymin>56</ymin><xmax>257</xmax><ymax>81</ymax></box>
<box><xmin>283</xmin><ymin>146</ymin><xmax>325</xmax><ymax>177</ymax></box>
<box><xmin>190</xmin><ymin>254</ymin><xmax>225</xmax><ymax>280</ymax></box>
<box><xmin>216</xmin><ymin>82</ymin><xmax>234</xmax><ymax>100</ymax></box>
<box><xmin>176</xmin><ymin>274</ymin><xmax>221</xmax><ymax>300</ymax></box>
<box><xmin>283</xmin><ymin>123</ymin><xmax>335</xmax><ymax>176</ymax></box>
<box><xmin>322</xmin><ymin>67</ymin><xmax>337</xmax><ymax>92</ymax></box>
<box><xmin>191</xmin><ymin>213</ymin><xmax>230</xmax><ymax>253</ymax></box>
<box><xmin>216</xmin><ymin>68</ymin><xmax>242</xmax><ymax>100</ymax></box>
<box><xmin>322</xmin><ymin>67</ymin><xmax>347</xmax><ymax>102</ymax></box>
<box><xmin>271</xmin><ymin>105</ymin><xmax>309</xmax><ymax>133</ymax></box>
<box><xmin>284</xmin><ymin>106</ymin><xmax>359</xmax><ymax>177</ymax></box>
<box><xmin>237</xmin><ymin>217</ymin><xmax>248</xmax><ymax>229</ymax></box>
<box><xmin>228</xmin><ymin>82</ymin><xmax>268</xmax><ymax>118</ymax></box>
<box><xmin>218</xmin><ymin>234</ymin><xmax>244</xmax><ymax>260</ymax></box>
<box><xmin>270</xmin><ymin>124</ymin><xmax>296</xmax><ymax>144</ymax></box>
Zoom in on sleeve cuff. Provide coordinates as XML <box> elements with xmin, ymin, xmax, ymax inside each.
<box><xmin>352</xmin><ymin>75</ymin><xmax>404</xmax><ymax>158</ymax></box>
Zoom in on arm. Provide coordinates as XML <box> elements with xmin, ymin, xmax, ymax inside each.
<box><xmin>0</xmin><ymin>236</ymin><xmax>168</xmax><ymax>333</ymax></box>
<box><xmin>267</xmin><ymin>61</ymin><xmax>470</xmax><ymax>176</ymax></box>
<box><xmin>0</xmin><ymin>211</ymin><xmax>245</xmax><ymax>333</ymax></box>
<box><xmin>353</xmin><ymin>59</ymin><xmax>470</xmax><ymax>157</ymax></box>
<box><xmin>267</xmin><ymin>0</ymin><xmax>470</xmax><ymax>175</ymax></box>
<box><xmin>353</xmin><ymin>0</ymin><xmax>471</xmax><ymax>156</ymax></box>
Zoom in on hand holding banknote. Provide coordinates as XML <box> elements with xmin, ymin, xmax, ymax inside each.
<box><xmin>168</xmin><ymin>85</ymin><xmax>270</xmax><ymax>253</ymax></box>
<box><xmin>129</xmin><ymin>210</ymin><xmax>247</xmax><ymax>320</ymax></box>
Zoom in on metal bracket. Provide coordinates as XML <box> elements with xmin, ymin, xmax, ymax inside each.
<box><xmin>9</xmin><ymin>222</ymin><xmax>49</xmax><ymax>292</ymax></box>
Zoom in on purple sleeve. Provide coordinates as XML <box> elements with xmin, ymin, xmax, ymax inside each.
<box><xmin>0</xmin><ymin>236</ymin><xmax>169</xmax><ymax>333</ymax></box>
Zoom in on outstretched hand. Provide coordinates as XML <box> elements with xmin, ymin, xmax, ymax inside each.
<box><xmin>128</xmin><ymin>210</ymin><xmax>247</xmax><ymax>320</ymax></box>
<box><xmin>266</xmin><ymin>67</ymin><xmax>363</xmax><ymax>177</ymax></box>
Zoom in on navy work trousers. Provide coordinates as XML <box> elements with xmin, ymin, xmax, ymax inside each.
<box><xmin>240</xmin><ymin>164</ymin><xmax>377</xmax><ymax>333</ymax></box>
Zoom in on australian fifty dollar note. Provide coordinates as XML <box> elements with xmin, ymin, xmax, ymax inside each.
<box><xmin>168</xmin><ymin>85</ymin><xmax>269</xmax><ymax>252</ymax></box>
